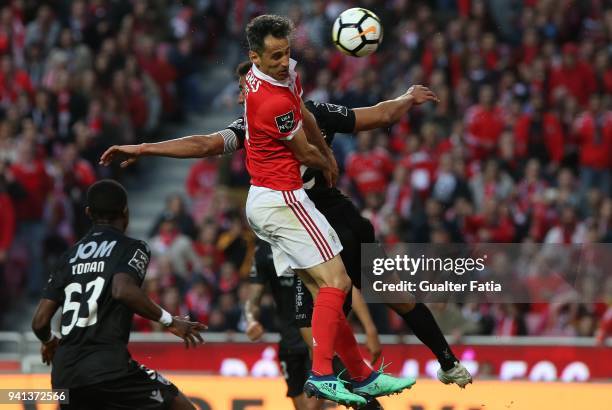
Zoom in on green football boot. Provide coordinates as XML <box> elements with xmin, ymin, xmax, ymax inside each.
<box><xmin>351</xmin><ymin>361</ymin><xmax>416</xmax><ymax>399</ymax></box>
<box><xmin>304</xmin><ymin>374</ymin><xmax>368</xmax><ymax>408</ymax></box>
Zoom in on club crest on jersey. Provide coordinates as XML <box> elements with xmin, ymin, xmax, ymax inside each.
<box><xmin>329</xmin><ymin>229</ymin><xmax>339</xmax><ymax>246</ymax></box>
<box><xmin>275</xmin><ymin>110</ymin><xmax>295</xmax><ymax>133</ymax></box>
<box><xmin>128</xmin><ymin>248</ymin><xmax>149</xmax><ymax>279</ymax></box>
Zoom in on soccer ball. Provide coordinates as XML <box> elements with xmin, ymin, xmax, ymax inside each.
<box><xmin>332</xmin><ymin>8</ymin><xmax>382</xmax><ymax>57</ymax></box>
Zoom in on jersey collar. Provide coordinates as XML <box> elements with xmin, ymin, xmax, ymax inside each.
<box><xmin>251</xmin><ymin>59</ymin><xmax>297</xmax><ymax>88</ymax></box>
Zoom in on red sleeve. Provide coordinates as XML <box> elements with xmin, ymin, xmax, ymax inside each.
<box><xmin>257</xmin><ymin>95</ymin><xmax>302</xmax><ymax>141</ymax></box>
<box><xmin>0</xmin><ymin>194</ymin><xmax>15</xmax><ymax>251</ymax></box>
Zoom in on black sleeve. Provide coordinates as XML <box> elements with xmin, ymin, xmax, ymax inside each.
<box><xmin>305</xmin><ymin>101</ymin><xmax>356</xmax><ymax>134</ymax></box>
<box><xmin>42</xmin><ymin>259</ymin><xmax>67</xmax><ymax>303</ymax></box>
<box><xmin>249</xmin><ymin>241</ymin><xmax>274</xmax><ymax>285</ymax></box>
<box><xmin>115</xmin><ymin>240</ymin><xmax>151</xmax><ymax>284</ymax></box>
<box><xmin>221</xmin><ymin>117</ymin><xmax>246</xmax><ymax>152</ymax></box>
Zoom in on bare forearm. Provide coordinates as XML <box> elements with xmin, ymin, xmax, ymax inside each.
<box><xmin>141</xmin><ymin>135</ymin><xmax>221</xmax><ymax>158</ymax></box>
<box><xmin>32</xmin><ymin>299</ymin><xmax>60</xmax><ymax>342</ymax></box>
<box><xmin>115</xmin><ymin>285</ymin><xmax>163</xmax><ymax>322</ymax></box>
<box><xmin>354</xmin><ymin>94</ymin><xmax>416</xmax><ymax>130</ymax></box>
<box><xmin>379</xmin><ymin>94</ymin><xmax>416</xmax><ymax>125</ymax></box>
<box><xmin>303</xmin><ymin>109</ymin><xmax>332</xmax><ymax>157</ymax></box>
<box><xmin>302</xmin><ymin>144</ymin><xmax>330</xmax><ymax>171</ymax></box>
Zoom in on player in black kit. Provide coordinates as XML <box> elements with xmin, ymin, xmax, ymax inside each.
<box><xmin>100</xmin><ymin>62</ymin><xmax>472</xmax><ymax>390</ymax></box>
<box><xmin>244</xmin><ymin>240</ymin><xmax>311</xmax><ymax>408</ymax></box>
<box><xmin>31</xmin><ymin>180</ymin><xmax>206</xmax><ymax>410</ymax></box>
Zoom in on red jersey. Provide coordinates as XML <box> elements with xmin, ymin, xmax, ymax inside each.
<box><xmin>244</xmin><ymin>60</ymin><xmax>304</xmax><ymax>191</ymax></box>
<box><xmin>345</xmin><ymin>148</ymin><xmax>394</xmax><ymax>196</ymax></box>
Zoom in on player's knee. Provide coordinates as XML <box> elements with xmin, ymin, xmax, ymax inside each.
<box><xmin>327</xmin><ymin>272</ymin><xmax>352</xmax><ymax>293</ymax></box>
<box><xmin>388</xmin><ymin>301</ymin><xmax>416</xmax><ymax>315</ymax></box>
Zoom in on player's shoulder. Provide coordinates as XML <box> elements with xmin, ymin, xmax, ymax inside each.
<box><xmin>256</xmin><ymin>92</ymin><xmax>295</xmax><ymax>112</ymax></box>
<box><xmin>123</xmin><ymin>236</ymin><xmax>151</xmax><ymax>256</ymax></box>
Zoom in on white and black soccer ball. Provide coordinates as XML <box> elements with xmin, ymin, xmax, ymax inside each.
<box><xmin>332</xmin><ymin>8</ymin><xmax>382</xmax><ymax>57</ymax></box>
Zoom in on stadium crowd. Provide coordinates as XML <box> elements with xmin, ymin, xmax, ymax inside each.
<box><xmin>0</xmin><ymin>0</ymin><xmax>253</xmax><ymax>320</ymax></box>
<box><xmin>1</xmin><ymin>0</ymin><xmax>611</xmax><ymax>340</ymax></box>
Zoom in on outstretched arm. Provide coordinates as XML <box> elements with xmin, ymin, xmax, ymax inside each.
<box><xmin>99</xmin><ymin>133</ymin><xmax>226</xmax><ymax>168</ymax></box>
<box><xmin>353</xmin><ymin>85</ymin><xmax>439</xmax><ymax>131</ymax></box>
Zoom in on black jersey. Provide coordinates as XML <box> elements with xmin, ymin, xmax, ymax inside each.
<box><xmin>42</xmin><ymin>225</ymin><xmax>151</xmax><ymax>389</ymax></box>
<box><xmin>249</xmin><ymin>241</ymin><xmax>307</xmax><ymax>353</ymax></box>
<box><xmin>225</xmin><ymin>101</ymin><xmax>356</xmax><ymax>208</ymax></box>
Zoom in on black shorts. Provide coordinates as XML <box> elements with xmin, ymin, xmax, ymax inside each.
<box><xmin>315</xmin><ymin>197</ymin><xmax>376</xmax><ymax>289</ymax></box>
<box><xmin>278</xmin><ymin>349</ymin><xmax>311</xmax><ymax>398</ymax></box>
<box><xmin>295</xmin><ymin>276</ymin><xmax>352</xmax><ymax>328</ymax></box>
<box><xmin>60</xmin><ymin>360</ymin><xmax>179</xmax><ymax>410</ymax></box>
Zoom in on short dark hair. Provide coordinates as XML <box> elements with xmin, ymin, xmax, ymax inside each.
<box><xmin>87</xmin><ymin>179</ymin><xmax>127</xmax><ymax>220</ymax></box>
<box><xmin>246</xmin><ymin>15</ymin><xmax>293</xmax><ymax>54</ymax></box>
<box><xmin>235</xmin><ymin>61</ymin><xmax>252</xmax><ymax>77</ymax></box>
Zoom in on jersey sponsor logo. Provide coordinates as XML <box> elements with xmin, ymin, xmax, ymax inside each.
<box><xmin>323</xmin><ymin>103</ymin><xmax>348</xmax><ymax>117</ymax></box>
<box><xmin>128</xmin><ymin>249</ymin><xmax>149</xmax><ymax>279</ymax></box>
<box><xmin>69</xmin><ymin>240</ymin><xmax>117</xmax><ymax>263</ymax></box>
<box><xmin>275</xmin><ymin>110</ymin><xmax>295</xmax><ymax>133</ymax></box>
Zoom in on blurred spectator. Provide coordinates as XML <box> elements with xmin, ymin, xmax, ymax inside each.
<box><xmin>469</xmin><ymin>159</ymin><xmax>514</xmax><ymax>211</ymax></box>
<box><xmin>150</xmin><ymin>217</ymin><xmax>202</xmax><ymax>284</ymax></box>
<box><xmin>574</xmin><ymin>93</ymin><xmax>612</xmax><ymax>196</ymax></box>
<box><xmin>216</xmin><ymin>213</ymin><xmax>256</xmax><ymax>277</ymax></box>
<box><xmin>149</xmin><ymin>194</ymin><xmax>197</xmax><ymax>239</ymax></box>
<box><xmin>10</xmin><ymin>139</ymin><xmax>52</xmax><ymax>297</ymax></box>
<box><xmin>514</xmin><ymin>94</ymin><xmax>564</xmax><ymax>169</ymax></box>
<box><xmin>544</xmin><ymin>205</ymin><xmax>586</xmax><ymax>244</ymax></box>
<box><xmin>465</xmin><ymin>85</ymin><xmax>506</xmax><ymax>160</ymax></box>
<box><xmin>185</xmin><ymin>276</ymin><xmax>213</xmax><ymax>325</ymax></box>
<box><xmin>160</xmin><ymin>286</ymin><xmax>190</xmax><ymax>319</ymax></box>
<box><xmin>549</xmin><ymin>43</ymin><xmax>597</xmax><ymax>107</ymax></box>
<box><xmin>345</xmin><ymin>130</ymin><xmax>394</xmax><ymax>202</ymax></box>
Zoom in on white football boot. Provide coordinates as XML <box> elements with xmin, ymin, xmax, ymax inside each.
<box><xmin>437</xmin><ymin>361</ymin><xmax>473</xmax><ymax>388</ymax></box>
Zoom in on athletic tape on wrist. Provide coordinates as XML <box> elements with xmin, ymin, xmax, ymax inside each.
<box><xmin>159</xmin><ymin>309</ymin><xmax>173</xmax><ymax>327</ymax></box>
